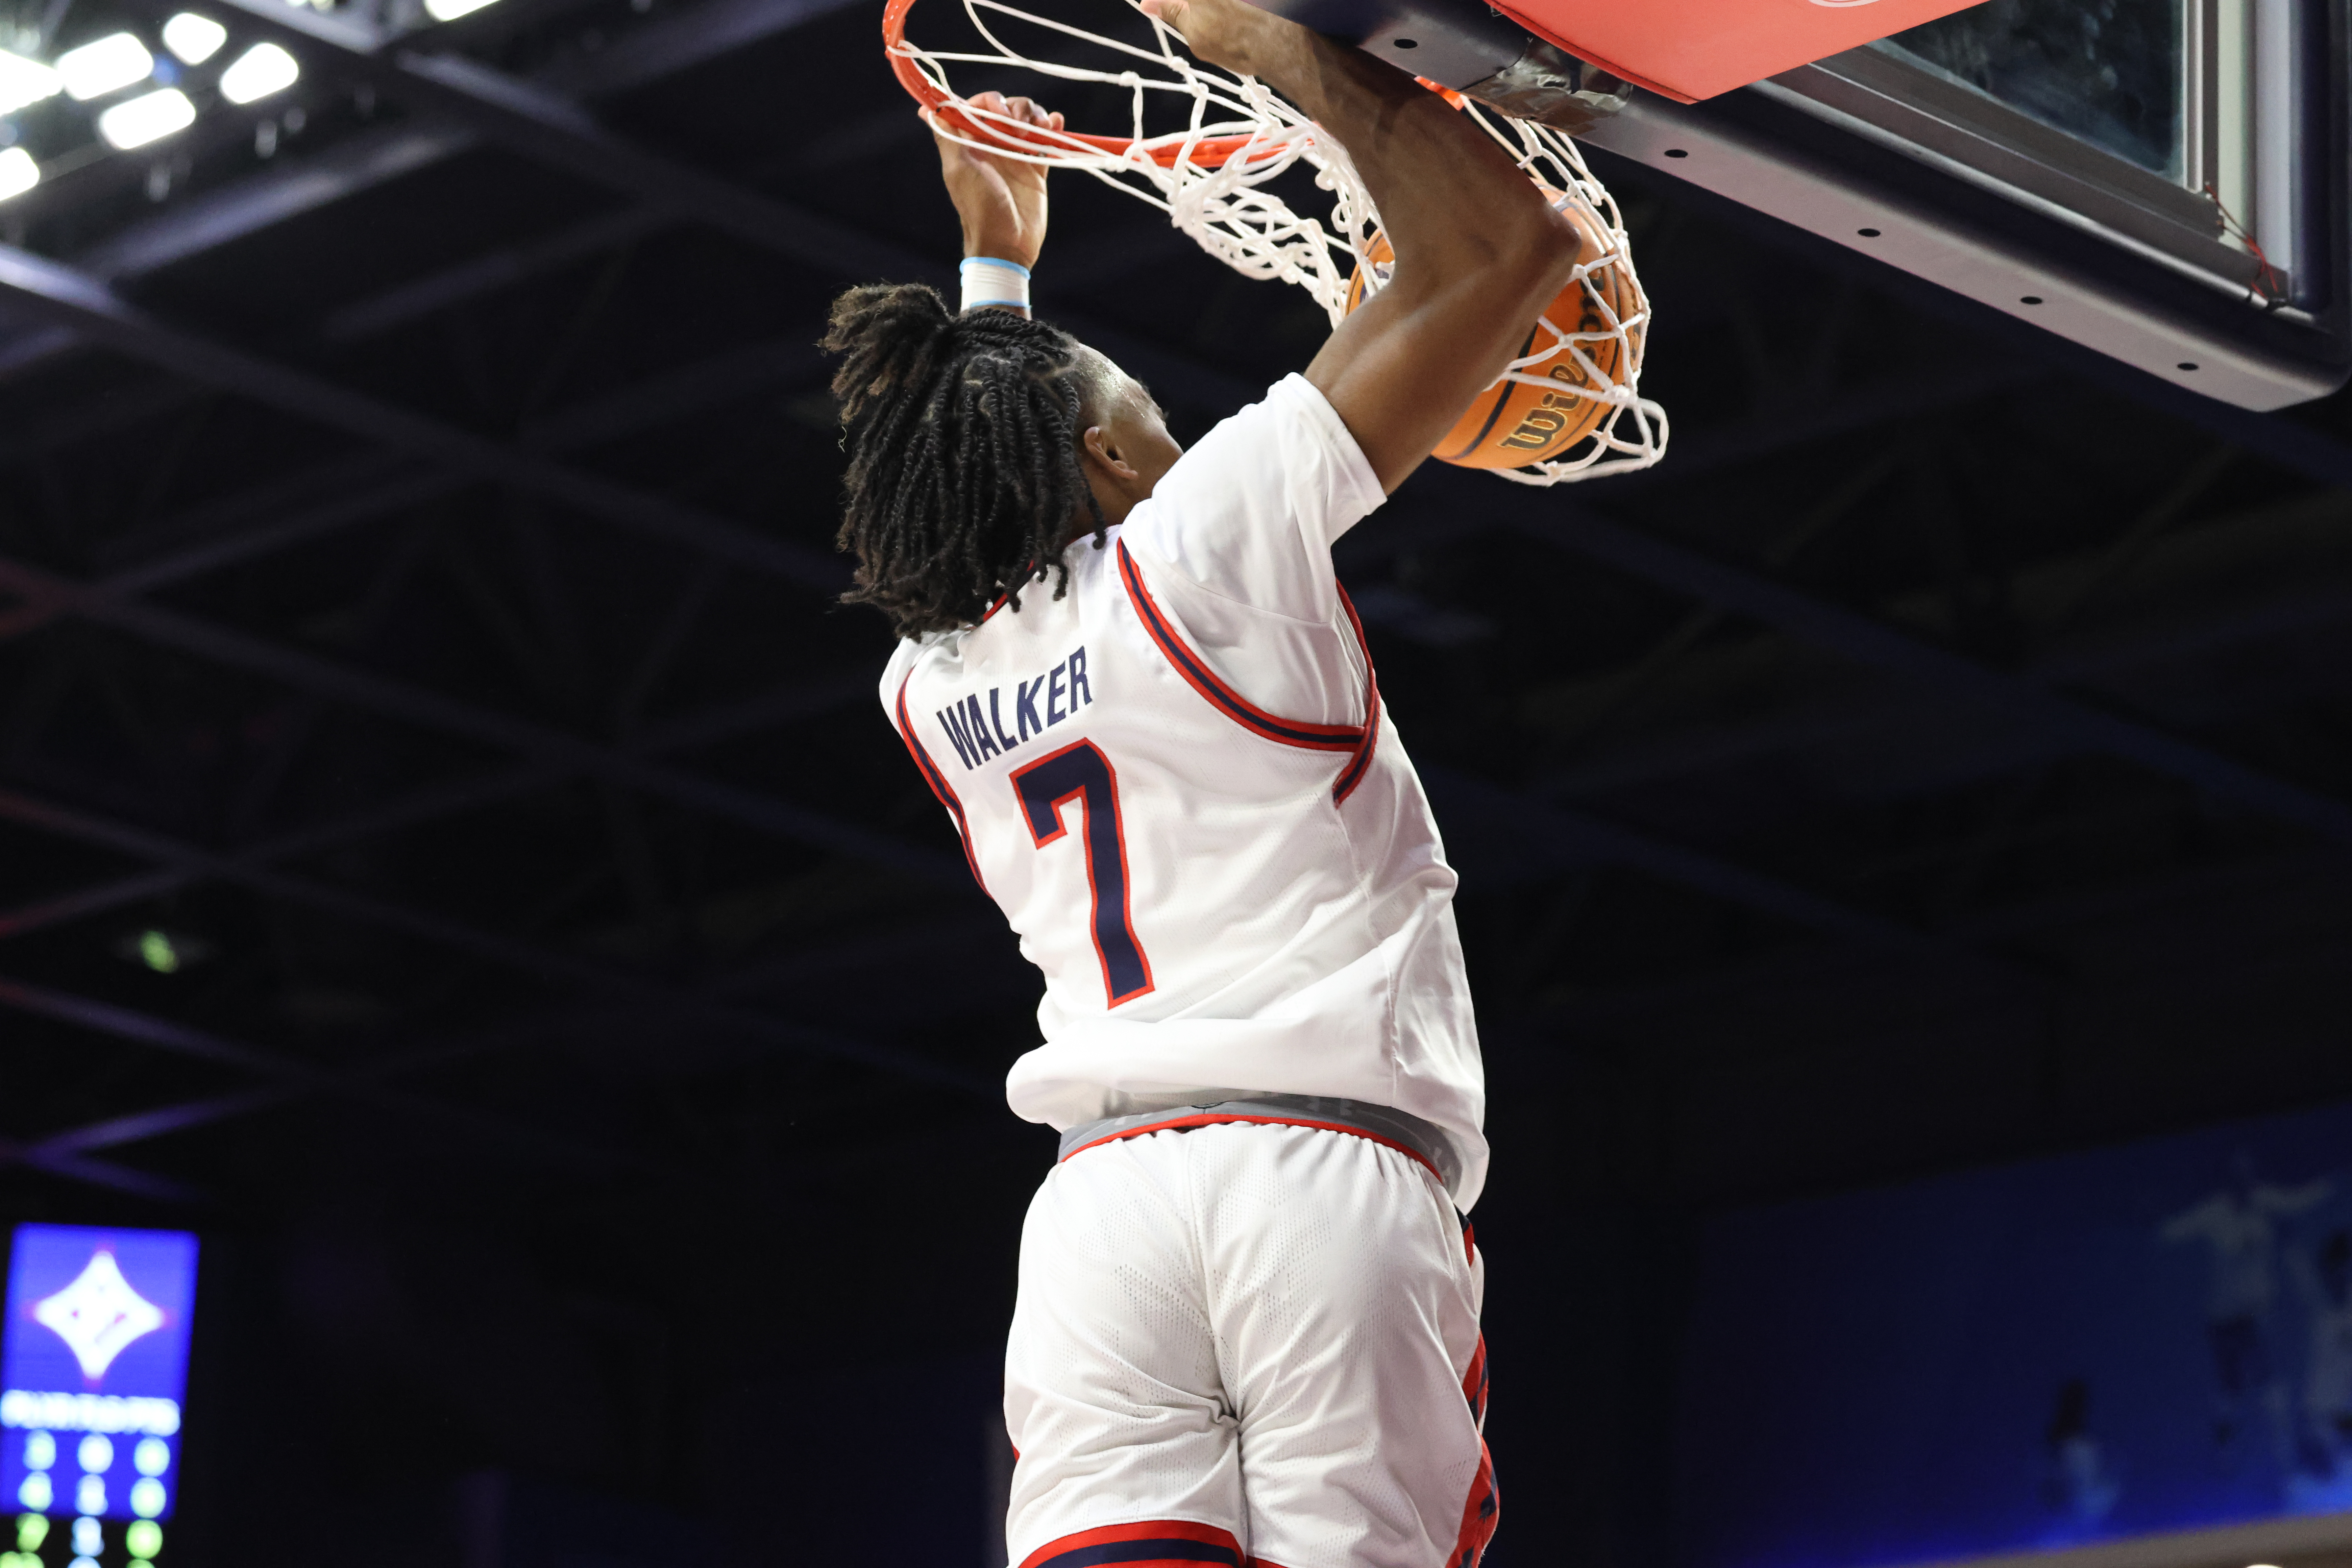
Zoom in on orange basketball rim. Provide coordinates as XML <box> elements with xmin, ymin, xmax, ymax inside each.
<box><xmin>885</xmin><ymin>0</ymin><xmax>1264</xmax><ymax>169</ymax></box>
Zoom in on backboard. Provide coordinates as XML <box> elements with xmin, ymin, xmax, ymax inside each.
<box><xmin>1566</xmin><ymin>0</ymin><xmax>2352</xmax><ymax>411</ymax></box>
<box><xmin>1491</xmin><ymin>0</ymin><xmax>2007</xmax><ymax>104</ymax></box>
<box><xmin>1253</xmin><ymin>0</ymin><xmax>2349</xmax><ymax>411</ymax></box>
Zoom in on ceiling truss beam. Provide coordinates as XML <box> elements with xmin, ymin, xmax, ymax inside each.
<box><xmin>1417</xmin><ymin>471</ymin><xmax>2352</xmax><ymax>852</ymax></box>
<box><xmin>0</xmin><ymin>670</ymin><xmax>871</xmax><ymax>942</ymax></box>
<box><xmin>0</xmin><ymin>784</ymin><xmax>991</xmax><ymax>1095</ymax></box>
<box><xmin>0</xmin><ymin>324</ymin><xmax>830</xmax><ymax>646</ymax></box>
<box><xmin>0</xmin><ymin>244</ymin><xmax>844</xmax><ymax>588</ymax></box>
<box><xmin>0</xmin><ymin>546</ymin><xmax>965</xmax><ymax>884</ymax></box>
<box><xmin>0</xmin><ymin>972</ymin><xmax>642</xmax><ymax>1183</ymax></box>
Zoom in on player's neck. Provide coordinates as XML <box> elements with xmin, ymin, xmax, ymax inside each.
<box><xmin>1075</xmin><ymin>482</ymin><xmax>1140</xmax><ymax>536</ymax></box>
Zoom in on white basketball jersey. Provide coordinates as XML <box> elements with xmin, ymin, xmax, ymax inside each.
<box><xmin>877</xmin><ymin>375</ymin><xmax>1488</xmax><ymax>1206</ymax></box>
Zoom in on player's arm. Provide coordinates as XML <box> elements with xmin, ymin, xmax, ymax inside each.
<box><xmin>1142</xmin><ymin>0</ymin><xmax>1580</xmax><ymax>493</ymax></box>
<box><xmin>931</xmin><ymin>92</ymin><xmax>1065</xmax><ymax>319</ymax></box>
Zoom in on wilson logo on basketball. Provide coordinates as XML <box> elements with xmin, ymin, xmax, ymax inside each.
<box><xmin>1498</xmin><ymin>360</ymin><xmax>1607</xmax><ymax>452</ymax></box>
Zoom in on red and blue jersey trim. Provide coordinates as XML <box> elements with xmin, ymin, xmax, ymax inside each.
<box><xmin>1115</xmin><ymin>542</ymin><xmax>1358</xmax><ymax>751</ymax></box>
<box><xmin>1018</xmin><ymin>1520</ymin><xmax>1244</xmax><ymax>1568</ymax></box>
<box><xmin>894</xmin><ymin>673</ymin><xmax>987</xmax><ymax>891</ymax></box>
<box><xmin>1114</xmin><ymin>542</ymin><xmax>1384</xmax><ymax>801</ymax></box>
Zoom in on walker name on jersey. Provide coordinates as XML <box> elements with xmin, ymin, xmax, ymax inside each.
<box><xmin>934</xmin><ymin>646</ymin><xmax>1095</xmax><ymax>770</ymax></box>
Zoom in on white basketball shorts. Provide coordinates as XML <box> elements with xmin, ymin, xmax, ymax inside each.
<box><xmin>1002</xmin><ymin>1119</ymin><xmax>1498</xmax><ymax>1568</ymax></box>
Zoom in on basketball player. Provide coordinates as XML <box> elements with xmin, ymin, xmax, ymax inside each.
<box><xmin>822</xmin><ymin>0</ymin><xmax>1579</xmax><ymax>1561</ymax></box>
<box><xmin>2163</xmin><ymin>1155</ymin><xmax>2330</xmax><ymax>1466</ymax></box>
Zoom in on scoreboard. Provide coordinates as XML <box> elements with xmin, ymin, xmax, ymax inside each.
<box><xmin>0</xmin><ymin>1226</ymin><xmax>197</xmax><ymax>1568</ymax></box>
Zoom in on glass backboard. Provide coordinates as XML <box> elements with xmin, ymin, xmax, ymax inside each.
<box><xmin>1887</xmin><ymin>0</ymin><xmax>2189</xmax><ymax>182</ymax></box>
<box><xmin>1573</xmin><ymin>0</ymin><xmax>2349</xmax><ymax>410</ymax></box>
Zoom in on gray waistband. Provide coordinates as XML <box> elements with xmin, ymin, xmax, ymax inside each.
<box><xmin>1057</xmin><ymin>1094</ymin><xmax>1462</xmax><ymax>1193</ymax></box>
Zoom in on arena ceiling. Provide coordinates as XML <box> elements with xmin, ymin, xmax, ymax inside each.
<box><xmin>1</xmin><ymin>0</ymin><xmax>2351</xmax><ymax>1533</ymax></box>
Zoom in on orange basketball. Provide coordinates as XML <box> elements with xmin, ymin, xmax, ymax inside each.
<box><xmin>1345</xmin><ymin>201</ymin><xmax>1641</xmax><ymax>470</ymax></box>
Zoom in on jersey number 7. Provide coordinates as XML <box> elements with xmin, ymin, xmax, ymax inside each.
<box><xmin>1012</xmin><ymin>739</ymin><xmax>1155</xmax><ymax>1007</ymax></box>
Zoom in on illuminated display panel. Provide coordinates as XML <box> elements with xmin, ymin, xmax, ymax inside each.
<box><xmin>0</xmin><ymin>1225</ymin><xmax>197</xmax><ymax>1568</ymax></box>
<box><xmin>1677</xmin><ymin>1100</ymin><xmax>2352</xmax><ymax>1568</ymax></box>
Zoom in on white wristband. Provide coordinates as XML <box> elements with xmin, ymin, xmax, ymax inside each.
<box><xmin>960</xmin><ymin>255</ymin><xmax>1031</xmax><ymax>313</ymax></box>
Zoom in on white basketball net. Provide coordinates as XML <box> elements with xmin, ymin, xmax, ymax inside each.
<box><xmin>896</xmin><ymin>0</ymin><xmax>1668</xmax><ymax>483</ymax></box>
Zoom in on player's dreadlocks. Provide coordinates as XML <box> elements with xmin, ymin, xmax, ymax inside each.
<box><xmin>822</xmin><ymin>281</ymin><xmax>1107</xmax><ymax>638</ymax></box>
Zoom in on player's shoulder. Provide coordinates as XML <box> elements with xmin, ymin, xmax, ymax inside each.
<box><xmin>1129</xmin><ymin>376</ymin><xmax>1379</xmax><ymax>560</ymax></box>
<box><xmin>1156</xmin><ymin>374</ymin><xmax>1367</xmax><ymax>494</ymax></box>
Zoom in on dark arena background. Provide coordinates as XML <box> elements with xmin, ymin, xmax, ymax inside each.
<box><xmin>3</xmin><ymin>0</ymin><xmax>2352</xmax><ymax>1562</ymax></box>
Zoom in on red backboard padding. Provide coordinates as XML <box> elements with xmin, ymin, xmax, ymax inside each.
<box><xmin>1492</xmin><ymin>0</ymin><xmax>1990</xmax><ymax>101</ymax></box>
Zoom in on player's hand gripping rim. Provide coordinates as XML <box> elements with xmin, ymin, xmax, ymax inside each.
<box><xmin>930</xmin><ymin>90</ymin><xmax>1064</xmax><ymax>273</ymax></box>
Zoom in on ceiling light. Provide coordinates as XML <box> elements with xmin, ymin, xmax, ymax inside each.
<box><xmin>161</xmin><ymin>13</ymin><xmax>228</xmax><ymax>64</ymax></box>
<box><xmin>0</xmin><ymin>49</ymin><xmax>62</xmax><ymax>114</ymax></box>
<box><xmin>423</xmin><ymin>0</ymin><xmax>500</xmax><ymax>22</ymax></box>
<box><xmin>96</xmin><ymin>86</ymin><xmax>194</xmax><ymax>149</ymax></box>
<box><xmin>56</xmin><ymin>32</ymin><xmax>155</xmax><ymax>101</ymax></box>
<box><xmin>217</xmin><ymin>40</ymin><xmax>296</xmax><ymax>103</ymax></box>
<box><xmin>0</xmin><ymin>147</ymin><xmax>35</xmax><ymax>201</ymax></box>
<box><xmin>115</xmin><ymin>926</ymin><xmax>212</xmax><ymax>972</ymax></box>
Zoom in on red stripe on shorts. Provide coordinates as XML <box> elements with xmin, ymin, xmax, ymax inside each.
<box><xmin>1018</xmin><ymin>1518</ymin><xmax>1244</xmax><ymax>1568</ymax></box>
